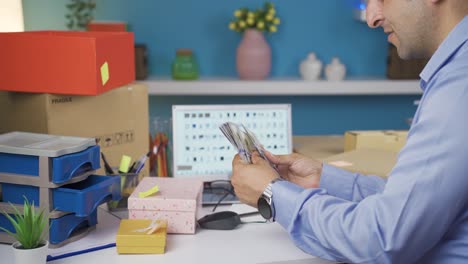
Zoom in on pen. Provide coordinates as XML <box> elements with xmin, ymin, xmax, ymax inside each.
<box><xmin>101</xmin><ymin>152</ymin><xmax>115</xmax><ymax>175</ymax></box>
<box><xmin>132</xmin><ymin>151</ymin><xmax>151</xmax><ymax>174</ymax></box>
<box><xmin>128</xmin><ymin>161</ymin><xmax>136</xmax><ymax>173</ymax></box>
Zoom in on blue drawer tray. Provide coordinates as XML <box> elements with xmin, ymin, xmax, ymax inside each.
<box><xmin>49</xmin><ymin>210</ymin><xmax>98</xmax><ymax>245</ymax></box>
<box><xmin>0</xmin><ymin>209</ymin><xmax>98</xmax><ymax>245</ymax></box>
<box><xmin>0</xmin><ymin>145</ymin><xmax>100</xmax><ymax>184</ymax></box>
<box><xmin>2</xmin><ymin>175</ymin><xmax>121</xmax><ymax>217</ymax></box>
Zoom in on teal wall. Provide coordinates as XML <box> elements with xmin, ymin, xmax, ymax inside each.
<box><xmin>23</xmin><ymin>0</ymin><xmax>389</xmax><ymax>77</ymax></box>
<box><xmin>22</xmin><ymin>0</ymin><xmax>420</xmax><ymax>135</ymax></box>
<box><xmin>149</xmin><ymin>95</ymin><xmax>418</xmax><ymax>136</ymax></box>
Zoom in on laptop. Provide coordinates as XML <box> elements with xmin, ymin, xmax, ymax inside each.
<box><xmin>172</xmin><ymin>104</ymin><xmax>293</xmax><ymax>205</ymax></box>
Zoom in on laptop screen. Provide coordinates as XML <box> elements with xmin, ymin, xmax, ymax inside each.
<box><xmin>172</xmin><ymin>104</ymin><xmax>293</xmax><ymax>181</ymax></box>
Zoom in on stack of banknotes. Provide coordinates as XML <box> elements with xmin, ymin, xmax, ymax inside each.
<box><xmin>219</xmin><ymin>122</ymin><xmax>278</xmax><ymax>172</ymax></box>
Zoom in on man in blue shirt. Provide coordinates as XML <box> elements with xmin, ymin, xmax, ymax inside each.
<box><xmin>231</xmin><ymin>0</ymin><xmax>468</xmax><ymax>263</ymax></box>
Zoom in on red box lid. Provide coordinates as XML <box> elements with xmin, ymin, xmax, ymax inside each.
<box><xmin>87</xmin><ymin>21</ymin><xmax>128</xmax><ymax>32</ymax></box>
<box><xmin>0</xmin><ymin>30</ymin><xmax>135</xmax><ymax>95</ymax></box>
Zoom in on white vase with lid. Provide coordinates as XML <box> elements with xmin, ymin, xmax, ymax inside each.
<box><xmin>299</xmin><ymin>52</ymin><xmax>322</xmax><ymax>81</ymax></box>
<box><xmin>325</xmin><ymin>57</ymin><xmax>346</xmax><ymax>81</ymax></box>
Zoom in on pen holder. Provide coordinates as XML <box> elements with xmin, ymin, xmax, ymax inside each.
<box><xmin>107</xmin><ymin>171</ymin><xmax>144</xmax><ymax>211</ymax></box>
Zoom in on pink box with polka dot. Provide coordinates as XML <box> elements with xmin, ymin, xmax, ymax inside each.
<box><xmin>128</xmin><ymin>177</ymin><xmax>203</xmax><ymax>234</ymax></box>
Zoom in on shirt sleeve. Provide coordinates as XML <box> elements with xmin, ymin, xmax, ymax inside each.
<box><xmin>319</xmin><ymin>164</ymin><xmax>386</xmax><ymax>202</ymax></box>
<box><xmin>272</xmin><ymin>72</ymin><xmax>468</xmax><ymax>263</ymax></box>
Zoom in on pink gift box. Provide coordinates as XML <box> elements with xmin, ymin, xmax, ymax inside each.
<box><xmin>128</xmin><ymin>177</ymin><xmax>203</xmax><ymax>234</ymax></box>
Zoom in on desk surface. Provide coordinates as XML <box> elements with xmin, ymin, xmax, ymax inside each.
<box><xmin>0</xmin><ymin>206</ymin><xmax>334</xmax><ymax>264</ymax></box>
<box><xmin>0</xmin><ymin>136</ymin><xmax>344</xmax><ymax>264</ymax></box>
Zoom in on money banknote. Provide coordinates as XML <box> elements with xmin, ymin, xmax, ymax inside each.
<box><xmin>219</xmin><ymin>122</ymin><xmax>278</xmax><ymax>172</ymax></box>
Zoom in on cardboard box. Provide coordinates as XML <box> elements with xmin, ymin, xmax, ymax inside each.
<box><xmin>87</xmin><ymin>21</ymin><xmax>128</xmax><ymax>32</ymax></box>
<box><xmin>0</xmin><ymin>83</ymin><xmax>149</xmax><ymax>176</ymax></box>
<box><xmin>116</xmin><ymin>219</ymin><xmax>167</xmax><ymax>254</ymax></box>
<box><xmin>293</xmin><ymin>135</ymin><xmax>344</xmax><ymax>159</ymax></box>
<box><xmin>344</xmin><ymin>130</ymin><xmax>408</xmax><ymax>152</ymax></box>
<box><xmin>0</xmin><ymin>31</ymin><xmax>135</xmax><ymax>95</ymax></box>
<box><xmin>322</xmin><ymin>149</ymin><xmax>399</xmax><ymax>178</ymax></box>
<box><xmin>128</xmin><ymin>177</ymin><xmax>203</xmax><ymax>234</ymax></box>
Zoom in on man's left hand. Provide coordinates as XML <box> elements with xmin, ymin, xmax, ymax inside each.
<box><xmin>231</xmin><ymin>152</ymin><xmax>279</xmax><ymax>207</ymax></box>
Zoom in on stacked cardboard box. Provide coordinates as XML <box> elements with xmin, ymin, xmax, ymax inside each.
<box><xmin>87</xmin><ymin>21</ymin><xmax>128</xmax><ymax>32</ymax></box>
<box><xmin>0</xmin><ymin>30</ymin><xmax>149</xmax><ymax>177</ymax></box>
<box><xmin>293</xmin><ymin>135</ymin><xmax>344</xmax><ymax>159</ymax></box>
<box><xmin>86</xmin><ymin>22</ymin><xmax>148</xmax><ymax>80</ymax></box>
<box><xmin>0</xmin><ymin>83</ymin><xmax>150</xmax><ymax>177</ymax></box>
<box><xmin>322</xmin><ymin>149</ymin><xmax>399</xmax><ymax>178</ymax></box>
<box><xmin>344</xmin><ymin>130</ymin><xmax>408</xmax><ymax>152</ymax></box>
<box><xmin>292</xmin><ymin>131</ymin><xmax>407</xmax><ymax>178</ymax></box>
<box><xmin>321</xmin><ymin>130</ymin><xmax>408</xmax><ymax>178</ymax></box>
<box><xmin>0</xmin><ymin>31</ymin><xmax>148</xmax><ymax>246</ymax></box>
<box><xmin>0</xmin><ymin>31</ymin><xmax>135</xmax><ymax>95</ymax></box>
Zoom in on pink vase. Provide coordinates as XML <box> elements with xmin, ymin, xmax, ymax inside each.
<box><xmin>236</xmin><ymin>29</ymin><xmax>271</xmax><ymax>80</ymax></box>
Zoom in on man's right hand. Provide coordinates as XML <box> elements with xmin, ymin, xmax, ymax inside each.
<box><xmin>265</xmin><ymin>151</ymin><xmax>323</xmax><ymax>189</ymax></box>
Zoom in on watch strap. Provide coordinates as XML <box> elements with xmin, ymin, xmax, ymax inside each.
<box><xmin>259</xmin><ymin>177</ymin><xmax>284</xmax><ymax>222</ymax></box>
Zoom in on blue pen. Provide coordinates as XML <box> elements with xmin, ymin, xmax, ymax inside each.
<box><xmin>132</xmin><ymin>151</ymin><xmax>151</xmax><ymax>174</ymax></box>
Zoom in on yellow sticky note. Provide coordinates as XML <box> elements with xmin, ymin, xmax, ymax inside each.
<box><xmin>100</xmin><ymin>61</ymin><xmax>109</xmax><ymax>85</ymax></box>
<box><xmin>139</xmin><ymin>185</ymin><xmax>159</xmax><ymax>198</ymax></box>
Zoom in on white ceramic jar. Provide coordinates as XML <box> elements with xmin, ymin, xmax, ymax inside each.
<box><xmin>325</xmin><ymin>57</ymin><xmax>346</xmax><ymax>81</ymax></box>
<box><xmin>299</xmin><ymin>52</ymin><xmax>322</xmax><ymax>81</ymax></box>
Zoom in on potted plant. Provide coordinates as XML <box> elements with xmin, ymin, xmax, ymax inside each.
<box><xmin>229</xmin><ymin>2</ymin><xmax>281</xmax><ymax>80</ymax></box>
<box><xmin>65</xmin><ymin>0</ymin><xmax>96</xmax><ymax>30</ymax></box>
<box><xmin>0</xmin><ymin>198</ymin><xmax>49</xmax><ymax>264</ymax></box>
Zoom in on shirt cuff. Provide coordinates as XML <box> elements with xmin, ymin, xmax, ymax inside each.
<box><xmin>319</xmin><ymin>164</ymin><xmax>357</xmax><ymax>201</ymax></box>
<box><xmin>272</xmin><ymin>180</ymin><xmax>305</xmax><ymax>228</ymax></box>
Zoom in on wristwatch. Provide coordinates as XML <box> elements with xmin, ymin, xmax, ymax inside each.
<box><xmin>257</xmin><ymin>178</ymin><xmax>284</xmax><ymax>222</ymax></box>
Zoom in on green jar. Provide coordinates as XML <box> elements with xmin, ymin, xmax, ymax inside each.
<box><xmin>171</xmin><ymin>49</ymin><xmax>199</xmax><ymax>80</ymax></box>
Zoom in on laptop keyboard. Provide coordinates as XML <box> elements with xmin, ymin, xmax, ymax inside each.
<box><xmin>202</xmin><ymin>190</ymin><xmax>239</xmax><ymax>205</ymax></box>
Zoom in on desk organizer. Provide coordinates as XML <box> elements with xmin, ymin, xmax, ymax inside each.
<box><xmin>0</xmin><ymin>132</ymin><xmax>121</xmax><ymax>247</ymax></box>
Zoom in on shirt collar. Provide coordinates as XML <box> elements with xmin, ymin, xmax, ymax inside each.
<box><xmin>420</xmin><ymin>16</ymin><xmax>468</xmax><ymax>91</ymax></box>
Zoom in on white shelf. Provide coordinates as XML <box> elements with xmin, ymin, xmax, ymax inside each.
<box><xmin>141</xmin><ymin>77</ymin><xmax>422</xmax><ymax>96</ymax></box>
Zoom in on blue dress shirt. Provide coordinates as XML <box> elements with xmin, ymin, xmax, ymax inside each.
<box><xmin>273</xmin><ymin>16</ymin><xmax>468</xmax><ymax>263</ymax></box>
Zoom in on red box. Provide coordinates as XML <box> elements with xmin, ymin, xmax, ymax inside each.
<box><xmin>0</xmin><ymin>31</ymin><xmax>135</xmax><ymax>95</ymax></box>
<box><xmin>87</xmin><ymin>21</ymin><xmax>128</xmax><ymax>32</ymax></box>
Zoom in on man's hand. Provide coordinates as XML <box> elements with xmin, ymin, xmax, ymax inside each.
<box><xmin>230</xmin><ymin>151</ymin><xmax>323</xmax><ymax>207</ymax></box>
<box><xmin>265</xmin><ymin>151</ymin><xmax>323</xmax><ymax>189</ymax></box>
<box><xmin>231</xmin><ymin>153</ymin><xmax>279</xmax><ymax>207</ymax></box>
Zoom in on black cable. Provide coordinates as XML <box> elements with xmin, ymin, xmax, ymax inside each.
<box><xmin>212</xmin><ymin>192</ymin><xmax>230</xmax><ymax>212</ymax></box>
<box><xmin>203</xmin><ymin>180</ymin><xmax>238</xmax><ymax>212</ymax></box>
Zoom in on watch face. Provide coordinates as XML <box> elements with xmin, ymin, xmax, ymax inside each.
<box><xmin>257</xmin><ymin>197</ymin><xmax>272</xmax><ymax>220</ymax></box>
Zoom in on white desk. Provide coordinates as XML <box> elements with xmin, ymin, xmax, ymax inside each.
<box><xmin>1</xmin><ymin>135</ymin><xmax>346</xmax><ymax>263</ymax></box>
<box><xmin>0</xmin><ymin>206</ymin><xmax>332</xmax><ymax>264</ymax></box>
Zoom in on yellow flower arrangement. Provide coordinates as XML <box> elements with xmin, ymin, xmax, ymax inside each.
<box><xmin>229</xmin><ymin>2</ymin><xmax>280</xmax><ymax>34</ymax></box>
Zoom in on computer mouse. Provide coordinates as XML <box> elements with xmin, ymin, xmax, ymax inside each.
<box><xmin>197</xmin><ymin>211</ymin><xmax>242</xmax><ymax>230</ymax></box>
